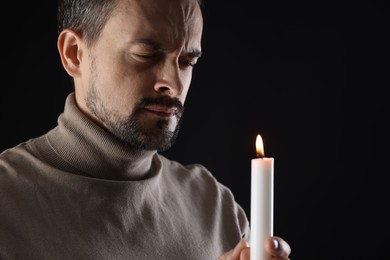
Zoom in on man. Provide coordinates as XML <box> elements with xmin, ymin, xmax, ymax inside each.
<box><xmin>0</xmin><ymin>0</ymin><xmax>291</xmax><ymax>259</ymax></box>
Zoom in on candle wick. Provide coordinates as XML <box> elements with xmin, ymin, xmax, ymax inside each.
<box><xmin>256</xmin><ymin>153</ymin><xmax>264</xmax><ymax>158</ymax></box>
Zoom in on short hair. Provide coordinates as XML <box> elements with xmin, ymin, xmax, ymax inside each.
<box><xmin>57</xmin><ymin>0</ymin><xmax>119</xmax><ymax>46</ymax></box>
<box><xmin>57</xmin><ymin>0</ymin><xmax>204</xmax><ymax>47</ymax></box>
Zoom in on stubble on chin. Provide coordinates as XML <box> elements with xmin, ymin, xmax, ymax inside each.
<box><xmin>86</xmin><ymin>86</ymin><xmax>184</xmax><ymax>151</ymax></box>
<box><xmin>113</xmin><ymin>109</ymin><xmax>183</xmax><ymax>151</ymax></box>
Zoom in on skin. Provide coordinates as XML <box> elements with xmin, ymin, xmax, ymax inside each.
<box><xmin>218</xmin><ymin>238</ymin><xmax>291</xmax><ymax>260</ymax></box>
<box><xmin>57</xmin><ymin>0</ymin><xmax>291</xmax><ymax>258</ymax></box>
<box><xmin>58</xmin><ymin>0</ymin><xmax>203</xmax><ymax>151</ymax></box>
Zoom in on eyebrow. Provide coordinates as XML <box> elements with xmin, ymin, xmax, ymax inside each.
<box><xmin>183</xmin><ymin>50</ymin><xmax>202</xmax><ymax>58</ymax></box>
<box><xmin>131</xmin><ymin>38</ymin><xmax>202</xmax><ymax>58</ymax></box>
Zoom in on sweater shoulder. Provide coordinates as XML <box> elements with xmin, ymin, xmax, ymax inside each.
<box><xmin>157</xmin><ymin>154</ymin><xmax>216</xmax><ymax>181</ymax></box>
<box><xmin>157</xmin><ymin>154</ymin><xmax>235</xmax><ymax>199</ymax></box>
<box><xmin>0</xmin><ymin>135</ymin><xmax>48</xmax><ymax>166</ymax></box>
<box><xmin>157</xmin><ymin>154</ymin><xmax>251</xmax><ymax>242</ymax></box>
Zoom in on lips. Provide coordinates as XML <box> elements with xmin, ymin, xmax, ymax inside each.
<box><xmin>144</xmin><ymin>105</ymin><xmax>179</xmax><ymax>118</ymax></box>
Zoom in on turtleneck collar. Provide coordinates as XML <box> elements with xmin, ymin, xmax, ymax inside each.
<box><xmin>46</xmin><ymin>92</ymin><xmax>158</xmax><ymax>181</ymax></box>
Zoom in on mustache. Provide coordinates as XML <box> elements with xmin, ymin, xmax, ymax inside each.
<box><xmin>135</xmin><ymin>96</ymin><xmax>184</xmax><ymax>115</ymax></box>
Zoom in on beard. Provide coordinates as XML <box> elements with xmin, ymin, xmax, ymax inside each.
<box><xmin>86</xmin><ymin>86</ymin><xmax>184</xmax><ymax>152</ymax></box>
<box><xmin>85</xmin><ymin>81</ymin><xmax>184</xmax><ymax>152</ymax></box>
<box><xmin>84</xmin><ymin>53</ymin><xmax>184</xmax><ymax>152</ymax></box>
<box><xmin>108</xmin><ymin>102</ymin><xmax>183</xmax><ymax>152</ymax></box>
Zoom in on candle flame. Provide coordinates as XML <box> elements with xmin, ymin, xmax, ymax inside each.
<box><xmin>255</xmin><ymin>134</ymin><xmax>264</xmax><ymax>157</ymax></box>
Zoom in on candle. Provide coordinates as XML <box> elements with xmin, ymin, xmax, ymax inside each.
<box><xmin>250</xmin><ymin>134</ymin><xmax>274</xmax><ymax>260</ymax></box>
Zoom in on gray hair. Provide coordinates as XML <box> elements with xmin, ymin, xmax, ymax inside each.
<box><xmin>57</xmin><ymin>0</ymin><xmax>204</xmax><ymax>46</ymax></box>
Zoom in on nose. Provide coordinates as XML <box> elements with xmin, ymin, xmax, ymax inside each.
<box><xmin>154</xmin><ymin>60</ymin><xmax>185</xmax><ymax>97</ymax></box>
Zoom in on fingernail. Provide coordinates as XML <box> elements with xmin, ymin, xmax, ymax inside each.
<box><xmin>272</xmin><ymin>239</ymin><xmax>279</xmax><ymax>250</ymax></box>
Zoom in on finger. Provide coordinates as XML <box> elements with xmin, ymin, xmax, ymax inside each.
<box><xmin>231</xmin><ymin>240</ymin><xmax>249</xmax><ymax>259</ymax></box>
<box><xmin>265</xmin><ymin>236</ymin><xmax>291</xmax><ymax>258</ymax></box>
<box><xmin>218</xmin><ymin>240</ymin><xmax>249</xmax><ymax>260</ymax></box>
<box><xmin>239</xmin><ymin>246</ymin><xmax>250</xmax><ymax>259</ymax></box>
<box><xmin>217</xmin><ymin>249</ymin><xmax>233</xmax><ymax>260</ymax></box>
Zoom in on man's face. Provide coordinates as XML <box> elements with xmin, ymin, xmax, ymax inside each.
<box><xmin>75</xmin><ymin>0</ymin><xmax>203</xmax><ymax>151</ymax></box>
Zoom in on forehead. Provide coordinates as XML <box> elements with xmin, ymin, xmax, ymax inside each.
<box><xmin>106</xmin><ymin>0</ymin><xmax>203</xmax><ymax>50</ymax></box>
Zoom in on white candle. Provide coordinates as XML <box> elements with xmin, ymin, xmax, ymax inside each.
<box><xmin>250</xmin><ymin>134</ymin><xmax>274</xmax><ymax>260</ymax></box>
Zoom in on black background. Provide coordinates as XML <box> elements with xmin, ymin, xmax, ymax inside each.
<box><xmin>1</xmin><ymin>1</ymin><xmax>389</xmax><ymax>259</ymax></box>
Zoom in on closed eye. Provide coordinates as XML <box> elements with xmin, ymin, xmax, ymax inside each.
<box><xmin>132</xmin><ymin>52</ymin><xmax>159</xmax><ymax>62</ymax></box>
<box><xmin>179</xmin><ymin>50</ymin><xmax>201</xmax><ymax>69</ymax></box>
<box><xmin>179</xmin><ymin>56</ymin><xmax>198</xmax><ymax>69</ymax></box>
<box><xmin>180</xmin><ymin>60</ymin><xmax>195</xmax><ymax>67</ymax></box>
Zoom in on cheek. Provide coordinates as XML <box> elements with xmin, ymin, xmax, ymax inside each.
<box><xmin>180</xmin><ymin>73</ymin><xmax>193</xmax><ymax>102</ymax></box>
<box><xmin>94</xmin><ymin>54</ymin><xmax>135</xmax><ymax>94</ymax></box>
<box><xmin>93</xmin><ymin>65</ymin><xmax>141</xmax><ymax>116</ymax></box>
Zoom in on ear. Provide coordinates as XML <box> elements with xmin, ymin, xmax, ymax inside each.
<box><xmin>57</xmin><ymin>29</ymin><xmax>84</xmax><ymax>78</ymax></box>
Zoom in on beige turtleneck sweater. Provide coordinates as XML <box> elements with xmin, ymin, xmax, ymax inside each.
<box><xmin>0</xmin><ymin>93</ymin><xmax>250</xmax><ymax>260</ymax></box>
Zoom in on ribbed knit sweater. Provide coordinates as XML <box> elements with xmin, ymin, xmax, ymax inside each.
<box><xmin>0</xmin><ymin>93</ymin><xmax>250</xmax><ymax>260</ymax></box>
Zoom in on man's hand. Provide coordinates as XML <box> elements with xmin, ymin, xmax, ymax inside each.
<box><xmin>218</xmin><ymin>236</ymin><xmax>291</xmax><ymax>260</ymax></box>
